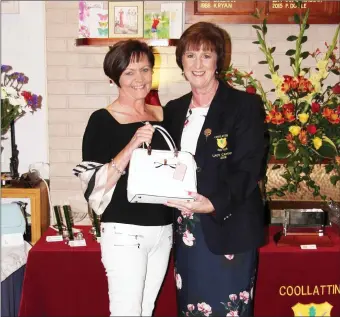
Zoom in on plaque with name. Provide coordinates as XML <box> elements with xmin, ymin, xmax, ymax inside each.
<box><xmin>186</xmin><ymin>1</ymin><xmax>340</xmax><ymax>24</ymax></box>
<box><xmin>268</xmin><ymin>1</ymin><xmax>340</xmax><ymax>23</ymax></box>
<box><xmin>196</xmin><ymin>1</ymin><xmax>255</xmax><ymax>14</ymax></box>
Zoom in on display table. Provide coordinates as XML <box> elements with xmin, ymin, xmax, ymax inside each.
<box><xmin>255</xmin><ymin>226</ymin><xmax>340</xmax><ymax>316</ymax></box>
<box><xmin>18</xmin><ymin>226</ymin><xmax>177</xmax><ymax>317</ymax></box>
<box><xmin>19</xmin><ymin>226</ymin><xmax>340</xmax><ymax>317</ymax></box>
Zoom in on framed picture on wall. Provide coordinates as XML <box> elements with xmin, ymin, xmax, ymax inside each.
<box><xmin>108</xmin><ymin>1</ymin><xmax>143</xmax><ymax>38</ymax></box>
<box><xmin>79</xmin><ymin>1</ymin><xmax>109</xmax><ymax>38</ymax></box>
<box><xmin>160</xmin><ymin>2</ymin><xmax>183</xmax><ymax>39</ymax></box>
<box><xmin>144</xmin><ymin>11</ymin><xmax>170</xmax><ymax>39</ymax></box>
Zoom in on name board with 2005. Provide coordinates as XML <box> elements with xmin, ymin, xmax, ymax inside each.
<box><xmin>185</xmin><ymin>1</ymin><xmax>340</xmax><ymax>24</ymax></box>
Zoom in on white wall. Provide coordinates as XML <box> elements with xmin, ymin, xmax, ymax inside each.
<box><xmin>1</xmin><ymin>1</ymin><xmax>49</xmax><ymax>178</ymax></box>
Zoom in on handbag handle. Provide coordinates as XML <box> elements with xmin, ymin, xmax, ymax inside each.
<box><xmin>153</xmin><ymin>125</ymin><xmax>177</xmax><ymax>150</ymax></box>
<box><xmin>144</xmin><ymin>124</ymin><xmax>178</xmax><ymax>156</ymax></box>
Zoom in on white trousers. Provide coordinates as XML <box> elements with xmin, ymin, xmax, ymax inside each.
<box><xmin>100</xmin><ymin>222</ymin><xmax>173</xmax><ymax>316</ymax></box>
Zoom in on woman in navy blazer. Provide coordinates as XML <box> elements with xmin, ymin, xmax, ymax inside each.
<box><xmin>164</xmin><ymin>22</ymin><xmax>268</xmax><ymax>316</ymax></box>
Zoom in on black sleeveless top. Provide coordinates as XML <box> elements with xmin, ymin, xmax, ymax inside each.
<box><xmin>82</xmin><ymin>108</ymin><xmax>173</xmax><ymax>226</ymax></box>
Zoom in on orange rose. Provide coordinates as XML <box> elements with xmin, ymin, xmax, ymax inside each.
<box><xmin>265</xmin><ymin>109</ymin><xmax>276</xmax><ymax>123</ymax></box>
<box><xmin>328</xmin><ymin>112</ymin><xmax>340</xmax><ymax>124</ymax></box>
<box><xmin>271</xmin><ymin>112</ymin><xmax>285</xmax><ymax>125</ymax></box>
<box><xmin>284</xmin><ymin>111</ymin><xmax>295</xmax><ymax>122</ymax></box>
<box><xmin>298</xmin><ymin>130</ymin><xmax>308</xmax><ymax>145</ymax></box>
<box><xmin>286</xmin><ymin>133</ymin><xmax>294</xmax><ymax>142</ymax></box>
<box><xmin>287</xmin><ymin>143</ymin><xmax>296</xmax><ymax>152</ymax></box>
<box><xmin>322</xmin><ymin>107</ymin><xmax>332</xmax><ymax>118</ymax></box>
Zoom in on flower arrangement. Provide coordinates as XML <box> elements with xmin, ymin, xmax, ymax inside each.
<box><xmin>223</xmin><ymin>6</ymin><xmax>340</xmax><ymax>200</ymax></box>
<box><xmin>1</xmin><ymin>64</ymin><xmax>42</xmax><ymax>136</ymax></box>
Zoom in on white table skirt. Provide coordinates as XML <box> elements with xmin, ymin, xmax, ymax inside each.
<box><xmin>1</xmin><ymin>241</ymin><xmax>31</xmax><ymax>282</ymax></box>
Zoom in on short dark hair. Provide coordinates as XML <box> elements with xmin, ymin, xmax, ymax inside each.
<box><xmin>103</xmin><ymin>40</ymin><xmax>155</xmax><ymax>87</ymax></box>
<box><xmin>176</xmin><ymin>22</ymin><xmax>228</xmax><ymax>74</ymax></box>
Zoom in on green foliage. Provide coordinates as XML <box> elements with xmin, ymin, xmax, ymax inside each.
<box><xmin>222</xmin><ymin>9</ymin><xmax>340</xmax><ymax>201</ymax></box>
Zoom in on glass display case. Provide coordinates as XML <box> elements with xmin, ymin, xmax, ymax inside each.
<box><xmin>282</xmin><ymin>208</ymin><xmax>328</xmax><ymax>237</ymax></box>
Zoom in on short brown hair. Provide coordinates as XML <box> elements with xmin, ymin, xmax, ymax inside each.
<box><xmin>103</xmin><ymin>40</ymin><xmax>155</xmax><ymax>87</ymax></box>
<box><xmin>176</xmin><ymin>22</ymin><xmax>228</xmax><ymax>74</ymax></box>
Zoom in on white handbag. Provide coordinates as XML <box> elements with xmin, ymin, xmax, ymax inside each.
<box><xmin>127</xmin><ymin>125</ymin><xmax>197</xmax><ymax>204</ymax></box>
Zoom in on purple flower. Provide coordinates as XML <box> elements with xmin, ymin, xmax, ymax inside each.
<box><xmin>17</xmin><ymin>73</ymin><xmax>26</xmax><ymax>83</ymax></box>
<box><xmin>27</xmin><ymin>94</ymin><xmax>42</xmax><ymax>112</ymax></box>
<box><xmin>1</xmin><ymin>65</ymin><xmax>12</xmax><ymax>73</ymax></box>
<box><xmin>9</xmin><ymin>72</ymin><xmax>19</xmax><ymax>80</ymax></box>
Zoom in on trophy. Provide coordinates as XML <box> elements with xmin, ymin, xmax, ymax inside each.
<box><xmin>63</xmin><ymin>205</ymin><xmax>74</xmax><ymax>240</ymax></box>
<box><xmin>53</xmin><ymin>205</ymin><xmax>64</xmax><ymax>235</ymax></box>
<box><xmin>325</xmin><ymin>200</ymin><xmax>340</xmax><ymax>236</ymax></box>
<box><xmin>282</xmin><ymin>208</ymin><xmax>326</xmax><ymax>237</ymax></box>
<box><xmin>88</xmin><ymin>204</ymin><xmax>101</xmax><ymax>241</ymax></box>
<box><xmin>277</xmin><ymin>207</ymin><xmax>332</xmax><ymax>247</ymax></box>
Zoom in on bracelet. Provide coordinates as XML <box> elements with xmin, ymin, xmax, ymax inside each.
<box><xmin>111</xmin><ymin>161</ymin><xmax>126</xmax><ymax>175</ymax></box>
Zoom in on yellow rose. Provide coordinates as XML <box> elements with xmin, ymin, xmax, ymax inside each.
<box><xmin>298</xmin><ymin>113</ymin><xmax>309</xmax><ymax>124</ymax></box>
<box><xmin>289</xmin><ymin>126</ymin><xmax>301</xmax><ymax>136</ymax></box>
<box><xmin>313</xmin><ymin>137</ymin><xmax>322</xmax><ymax>150</ymax></box>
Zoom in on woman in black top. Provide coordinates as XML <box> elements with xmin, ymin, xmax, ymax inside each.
<box><xmin>76</xmin><ymin>40</ymin><xmax>173</xmax><ymax>316</ymax></box>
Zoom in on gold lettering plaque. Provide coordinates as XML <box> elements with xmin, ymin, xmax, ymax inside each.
<box><xmin>186</xmin><ymin>1</ymin><xmax>340</xmax><ymax>24</ymax></box>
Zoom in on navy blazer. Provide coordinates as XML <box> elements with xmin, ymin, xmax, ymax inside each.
<box><xmin>163</xmin><ymin>80</ymin><xmax>267</xmax><ymax>254</ymax></box>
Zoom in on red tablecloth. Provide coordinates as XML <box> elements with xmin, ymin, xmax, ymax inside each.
<box><xmin>19</xmin><ymin>226</ymin><xmax>177</xmax><ymax>317</ymax></box>
<box><xmin>255</xmin><ymin>226</ymin><xmax>340</xmax><ymax>316</ymax></box>
<box><xmin>19</xmin><ymin>226</ymin><xmax>340</xmax><ymax>317</ymax></box>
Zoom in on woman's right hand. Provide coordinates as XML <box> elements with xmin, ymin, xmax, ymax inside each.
<box><xmin>126</xmin><ymin>122</ymin><xmax>155</xmax><ymax>153</ymax></box>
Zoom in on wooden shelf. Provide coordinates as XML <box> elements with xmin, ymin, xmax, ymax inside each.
<box><xmin>1</xmin><ymin>181</ymin><xmax>50</xmax><ymax>245</ymax></box>
<box><xmin>268</xmin><ymin>200</ymin><xmax>329</xmax><ymax>210</ymax></box>
<box><xmin>75</xmin><ymin>38</ymin><xmax>179</xmax><ymax>47</ymax></box>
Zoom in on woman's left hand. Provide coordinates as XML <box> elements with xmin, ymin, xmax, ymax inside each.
<box><xmin>166</xmin><ymin>191</ymin><xmax>215</xmax><ymax>214</ymax></box>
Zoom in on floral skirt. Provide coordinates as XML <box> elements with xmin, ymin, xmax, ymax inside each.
<box><xmin>175</xmin><ymin>211</ymin><xmax>257</xmax><ymax>317</ymax></box>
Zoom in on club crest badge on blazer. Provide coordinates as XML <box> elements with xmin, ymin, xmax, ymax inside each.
<box><xmin>217</xmin><ymin>137</ymin><xmax>227</xmax><ymax>149</ymax></box>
